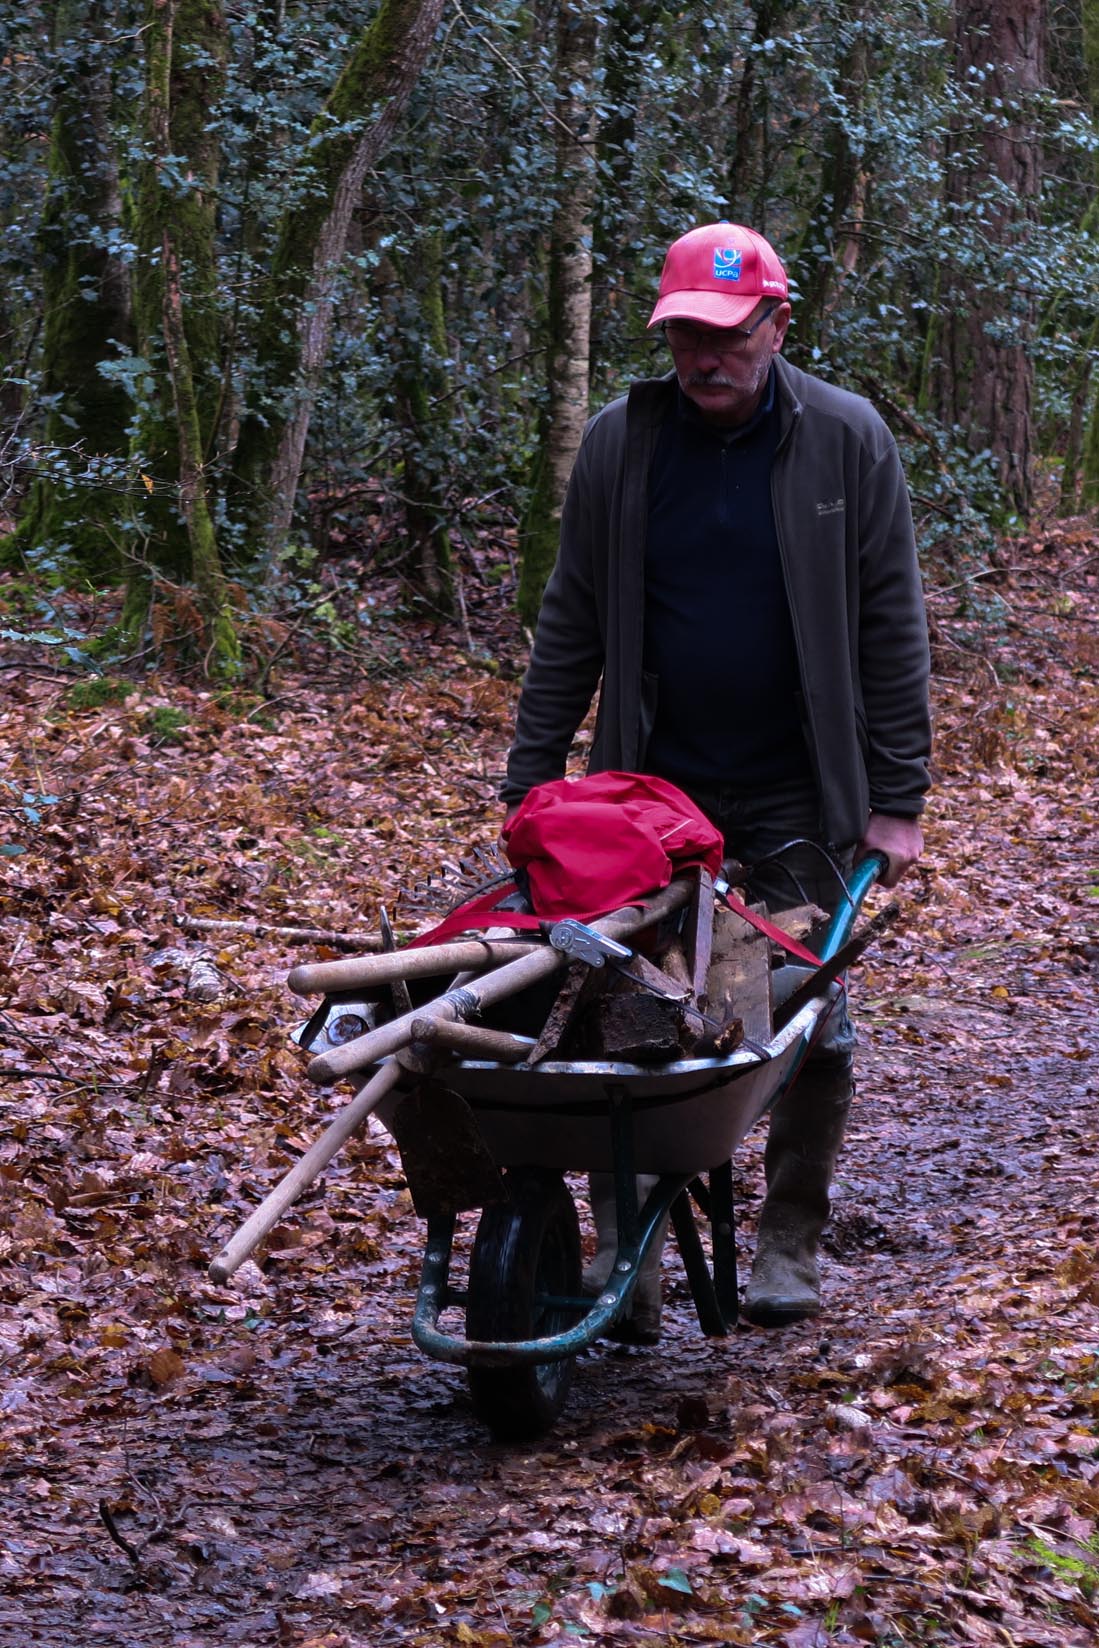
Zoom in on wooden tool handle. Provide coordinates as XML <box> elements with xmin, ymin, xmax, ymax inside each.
<box><xmin>287</xmin><ymin>938</ymin><xmax>538</xmax><ymax>996</ymax></box>
<box><xmin>409</xmin><ymin>1017</ymin><xmax>535</xmax><ymax>1063</ymax></box>
<box><xmin>207</xmin><ymin>1060</ymin><xmax>403</xmax><ymax>1285</ymax></box>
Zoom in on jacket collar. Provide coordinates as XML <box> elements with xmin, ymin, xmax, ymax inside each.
<box><xmin>627</xmin><ymin>358</ymin><xmax>803</xmax><ymax>438</ymax></box>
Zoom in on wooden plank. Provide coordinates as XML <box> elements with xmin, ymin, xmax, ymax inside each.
<box><xmin>705</xmin><ymin>900</ymin><xmax>774</xmax><ymax>1050</ymax></box>
<box><xmin>528</xmin><ymin>961</ymin><xmax>605</xmax><ymax>1064</ymax></box>
<box><xmin>682</xmin><ymin>868</ymin><xmax>715</xmax><ymax>1015</ymax></box>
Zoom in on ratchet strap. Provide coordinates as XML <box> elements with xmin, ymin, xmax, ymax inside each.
<box><xmin>408</xmin><ymin>877</ymin><xmax>821</xmax><ymax>966</ymax></box>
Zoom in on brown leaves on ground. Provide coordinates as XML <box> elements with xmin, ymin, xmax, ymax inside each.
<box><xmin>1</xmin><ymin>520</ymin><xmax>1097</xmax><ymax>1647</ymax></box>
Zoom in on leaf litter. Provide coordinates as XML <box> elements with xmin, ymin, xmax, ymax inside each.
<box><xmin>1</xmin><ymin>519</ymin><xmax>1097</xmax><ymax>1646</ymax></box>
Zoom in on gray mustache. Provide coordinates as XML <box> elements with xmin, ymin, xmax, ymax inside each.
<box><xmin>686</xmin><ymin>373</ymin><xmax>738</xmax><ymax>388</ymax></box>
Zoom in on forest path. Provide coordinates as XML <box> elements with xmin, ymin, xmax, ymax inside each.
<box><xmin>2</xmin><ymin>541</ymin><xmax>1097</xmax><ymax>1646</ymax></box>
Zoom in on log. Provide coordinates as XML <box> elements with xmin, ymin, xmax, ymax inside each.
<box><xmin>684</xmin><ymin>868</ymin><xmax>715</xmax><ymax>1012</ymax></box>
<box><xmin>207</xmin><ymin>1059</ymin><xmax>403</xmax><ymax>1285</ymax></box>
<box><xmin>769</xmin><ymin>902</ymin><xmax>828</xmax><ymax>948</ymax></box>
<box><xmin>287</xmin><ymin>938</ymin><xmax>539</xmax><ymax>996</ymax></box>
<box><xmin>593</xmin><ymin>991</ymin><xmax>684</xmax><ymax>1062</ymax></box>
<box><xmin>306</xmin><ymin>878</ymin><xmax>695</xmax><ymax>1086</ymax></box>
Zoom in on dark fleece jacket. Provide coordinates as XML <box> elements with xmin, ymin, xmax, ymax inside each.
<box><xmin>503</xmin><ymin>356</ymin><xmax>932</xmax><ymax>849</ymax></box>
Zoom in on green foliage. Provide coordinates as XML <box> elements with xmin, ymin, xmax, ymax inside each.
<box><xmin>141</xmin><ymin>704</ymin><xmax>190</xmax><ymax>743</ymax></box>
<box><xmin>66</xmin><ymin>675</ymin><xmax>134</xmax><ymax>709</ymax></box>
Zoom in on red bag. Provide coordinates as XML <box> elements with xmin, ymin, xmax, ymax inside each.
<box><xmin>502</xmin><ymin>771</ymin><xmax>724</xmax><ymax>920</ymax></box>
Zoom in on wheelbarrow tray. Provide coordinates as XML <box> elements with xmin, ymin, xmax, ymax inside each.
<box><xmin>375</xmin><ymin>996</ymin><xmax>824</xmax><ymax>1174</ymax></box>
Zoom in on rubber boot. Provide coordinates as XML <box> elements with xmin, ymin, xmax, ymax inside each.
<box><xmin>743</xmin><ymin>1052</ymin><xmax>853</xmax><ymax>1327</ymax></box>
<box><xmin>583</xmin><ymin>1172</ymin><xmax>666</xmax><ymax>1344</ymax></box>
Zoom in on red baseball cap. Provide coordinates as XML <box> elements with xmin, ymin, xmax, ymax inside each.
<box><xmin>648</xmin><ymin>223</ymin><xmax>789</xmax><ymax>329</ymax></box>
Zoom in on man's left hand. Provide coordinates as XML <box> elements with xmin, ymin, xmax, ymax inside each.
<box><xmin>858</xmin><ymin>812</ymin><xmax>923</xmax><ymax>888</ymax></box>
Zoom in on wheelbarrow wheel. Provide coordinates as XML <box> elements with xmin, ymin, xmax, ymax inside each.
<box><xmin>466</xmin><ymin>1167</ymin><xmax>581</xmax><ymax>1441</ymax></box>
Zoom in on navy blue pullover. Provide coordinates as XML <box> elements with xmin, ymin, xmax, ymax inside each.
<box><xmin>642</xmin><ymin>369</ymin><xmax>810</xmax><ymax>790</ymax></box>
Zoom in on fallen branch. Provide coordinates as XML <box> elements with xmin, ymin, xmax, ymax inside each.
<box><xmin>177</xmin><ymin>914</ymin><xmax>381</xmax><ymax>951</ymax></box>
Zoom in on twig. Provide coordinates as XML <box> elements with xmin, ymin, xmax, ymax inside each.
<box><xmin>98</xmin><ymin>1499</ymin><xmax>142</xmax><ymax>1566</ymax></box>
<box><xmin>175</xmin><ymin>914</ymin><xmax>381</xmax><ymax>951</ymax></box>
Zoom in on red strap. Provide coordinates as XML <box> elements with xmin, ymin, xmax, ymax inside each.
<box><xmin>408</xmin><ymin>880</ymin><xmax>822</xmax><ymax>966</ymax></box>
<box><xmin>717</xmin><ymin>889</ymin><xmax>820</xmax><ymax>966</ymax></box>
<box><xmin>405</xmin><ymin>885</ymin><xmax>542</xmax><ymax>947</ymax></box>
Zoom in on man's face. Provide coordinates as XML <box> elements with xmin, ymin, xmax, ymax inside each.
<box><xmin>664</xmin><ymin>300</ymin><xmax>791</xmax><ymax>426</ymax></box>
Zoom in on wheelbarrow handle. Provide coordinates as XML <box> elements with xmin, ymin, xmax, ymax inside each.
<box><xmin>816</xmin><ymin>850</ymin><xmax>887</xmax><ymax>964</ymax></box>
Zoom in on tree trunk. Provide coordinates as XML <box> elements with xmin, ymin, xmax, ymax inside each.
<box><xmin>1076</xmin><ymin>0</ymin><xmax>1099</xmax><ymax>507</ymax></box>
<box><xmin>725</xmin><ymin>0</ymin><xmax>798</xmax><ymax>223</ymax></box>
<box><xmin>518</xmin><ymin>0</ymin><xmax>598</xmax><ymax>629</ymax></box>
<box><xmin>789</xmin><ymin>3</ymin><xmax>870</xmax><ymax>358</ymax></box>
<box><xmin>589</xmin><ymin>0</ymin><xmax>662</xmax><ymax>386</ymax></box>
<box><xmin>10</xmin><ymin>0</ymin><xmax>133</xmax><ymax>571</ymax></box>
<box><xmin>132</xmin><ymin>0</ymin><xmax>227</xmax><ymax>584</ymax></box>
<box><xmin>936</xmin><ymin>0</ymin><xmax>1045</xmax><ymax>518</ymax></box>
<box><xmin>230</xmin><ymin>0</ymin><xmax>447</xmax><ymax>563</ymax></box>
<box><xmin>136</xmin><ymin>0</ymin><xmax>238</xmax><ymax>673</ymax></box>
<box><xmin>387</xmin><ymin>229</ymin><xmax>454</xmax><ymax>611</ymax></box>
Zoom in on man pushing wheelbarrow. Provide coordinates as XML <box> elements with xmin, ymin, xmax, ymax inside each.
<box><xmin>209</xmin><ymin>221</ymin><xmax>930</xmax><ymax>1443</ymax></box>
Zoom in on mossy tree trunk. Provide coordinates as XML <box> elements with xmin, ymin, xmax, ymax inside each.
<box><xmin>789</xmin><ymin>2</ymin><xmax>870</xmax><ymax>358</ymax></box>
<box><xmin>386</xmin><ymin>228</ymin><xmax>454</xmax><ymax>612</ymax></box>
<box><xmin>229</xmin><ymin>0</ymin><xmax>447</xmax><ymax>564</ymax></box>
<box><xmin>131</xmin><ymin>0</ymin><xmax>227</xmax><ymax>588</ymax></box>
<box><xmin>517</xmin><ymin>0</ymin><xmax>599</xmax><ymax>630</ymax></box>
<box><xmin>10</xmin><ymin>0</ymin><xmax>133</xmax><ymax>571</ymax></box>
<box><xmin>132</xmin><ymin>0</ymin><xmax>238</xmax><ymax>675</ymax></box>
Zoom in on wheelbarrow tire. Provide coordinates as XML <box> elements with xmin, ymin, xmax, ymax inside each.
<box><xmin>466</xmin><ymin>1167</ymin><xmax>581</xmax><ymax>1442</ymax></box>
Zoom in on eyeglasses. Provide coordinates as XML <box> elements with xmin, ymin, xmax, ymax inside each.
<box><xmin>662</xmin><ymin>305</ymin><xmax>780</xmax><ymax>357</ymax></box>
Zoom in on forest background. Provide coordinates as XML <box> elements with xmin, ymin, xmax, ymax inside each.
<box><xmin>1</xmin><ymin>0</ymin><xmax>1096</xmax><ymax>675</ymax></box>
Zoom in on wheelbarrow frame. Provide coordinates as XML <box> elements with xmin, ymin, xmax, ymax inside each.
<box><xmin>407</xmin><ymin>854</ymin><xmax>884</xmax><ymax>1371</ymax></box>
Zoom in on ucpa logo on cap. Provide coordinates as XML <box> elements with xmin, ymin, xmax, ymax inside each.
<box><xmin>713</xmin><ymin>247</ymin><xmax>743</xmax><ymax>281</ymax></box>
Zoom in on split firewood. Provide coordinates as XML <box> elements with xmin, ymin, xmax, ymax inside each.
<box><xmin>652</xmin><ymin>935</ymin><xmax>707</xmax><ymax>1048</ymax></box>
<box><xmin>529</xmin><ymin>961</ymin><xmax>606</xmax><ymax>1064</ymax></box>
<box><xmin>704</xmin><ymin>900</ymin><xmax>774</xmax><ymax>1050</ymax></box>
<box><xmin>682</xmin><ymin>868</ymin><xmax>715</xmax><ymax>1014</ymax></box>
<box><xmin>592</xmin><ymin>988</ymin><xmax>684</xmax><ymax>1063</ymax></box>
<box><xmin>768</xmin><ymin>902</ymin><xmax>828</xmax><ymax>949</ymax></box>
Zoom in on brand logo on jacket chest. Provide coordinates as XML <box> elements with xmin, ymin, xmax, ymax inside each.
<box><xmin>816</xmin><ymin>498</ymin><xmax>845</xmax><ymax>517</ymax></box>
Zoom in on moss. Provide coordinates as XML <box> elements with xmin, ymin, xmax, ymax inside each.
<box><xmin>142</xmin><ymin>705</ymin><xmax>190</xmax><ymax>743</ymax></box>
<box><xmin>66</xmin><ymin>676</ymin><xmax>135</xmax><ymax>710</ymax></box>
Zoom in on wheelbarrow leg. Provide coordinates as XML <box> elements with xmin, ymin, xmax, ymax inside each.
<box><xmin>670</xmin><ymin>1191</ymin><xmax>729</xmax><ymax>1337</ymax></box>
<box><xmin>708</xmin><ymin>1160</ymin><xmax>739</xmax><ymax>1326</ymax></box>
